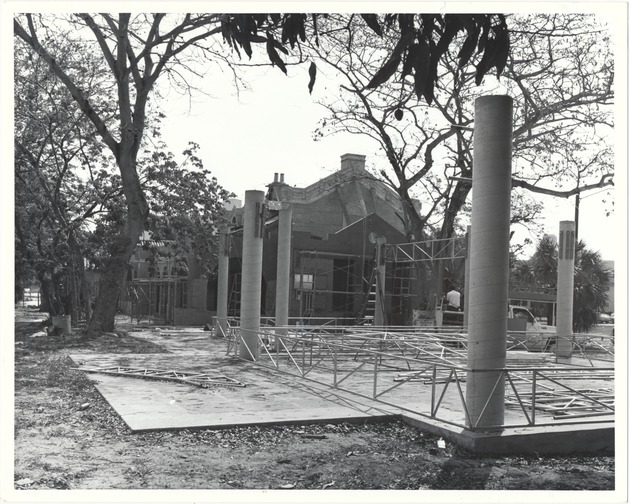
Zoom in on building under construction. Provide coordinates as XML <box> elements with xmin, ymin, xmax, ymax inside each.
<box><xmin>119</xmin><ymin>152</ymin><xmax>559</xmax><ymax>327</ymax></box>
<box><xmin>221</xmin><ymin>153</ymin><xmax>419</xmax><ymax>326</ymax></box>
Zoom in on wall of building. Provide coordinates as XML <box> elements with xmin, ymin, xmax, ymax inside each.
<box><xmin>220</xmin><ymin>153</ymin><xmax>414</xmax><ymax>325</ymax></box>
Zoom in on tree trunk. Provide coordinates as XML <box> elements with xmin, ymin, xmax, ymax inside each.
<box><xmin>79</xmin><ymin>258</ymin><xmax>92</xmax><ymax>322</ymax></box>
<box><xmin>397</xmin><ymin>185</ymin><xmax>432</xmax><ymax>314</ymax></box>
<box><xmin>87</xmin><ymin>149</ymin><xmax>149</xmax><ymax>335</ymax></box>
<box><xmin>39</xmin><ymin>271</ymin><xmax>62</xmax><ymax>316</ymax></box>
<box><xmin>87</xmin><ymin>251</ymin><xmax>128</xmax><ymax>333</ymax></box>
<box><xmin>428</xmin><ymin>180</ymin><xmax>472</xmax><ymax>308</ymax></box>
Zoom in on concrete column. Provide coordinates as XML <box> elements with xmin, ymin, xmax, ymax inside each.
<box><xmin>275</xmin><ymin>204</ymin><xmax>293</xmax><ymax>335</ymax></box>
<box><xmin>215</xmin><ymin>225</ymin><xmax>230</xmax><ymax>338</ymax></box>
<box><xmin>374</xmin><ymin>237</ymin><xmax>386</xmax><ymax>326</ymax></box>
<box><xmin>463</xmin><ymin>225</ymin><xmax>471</xmax><ymax>328</ymax></box>
<box><xmin>239</xmin><ymin>190</ymin><xmax>265</xmax><ymax>360</ymax></box>
<box><xmin>555</xmin><ymin>221</ymin><xmax>576</xmax><ymax>359</ymax></box>
<box><xmin>465</xmin><ymin>95</ymin><xmax>513</xmax><ymax>429</ymax></box>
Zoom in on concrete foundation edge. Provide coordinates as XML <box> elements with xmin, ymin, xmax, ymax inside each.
<box><xmin>92</xmin><ymin>381</ymin><xmax>614</xmax><ymax>455</ymax></box>
<box><xmin>400</xmin><ymin>414</ymin><xmax>614</xmax><ymax>455</ymax></box>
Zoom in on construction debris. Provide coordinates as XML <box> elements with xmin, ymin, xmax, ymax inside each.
<box><xmin>505</xmin><ymin>388</ymin><xmax>614</xmax><ymax>420</ymax></box>
<box><xmin>73</xmin><ymin>366</ymin><xmax>246</xmax><ymax>388</ymax></box>
<box><xmin>278</xmin><ymin>483</ymin><xmax>296</xmax><ymax>489</ymax></box>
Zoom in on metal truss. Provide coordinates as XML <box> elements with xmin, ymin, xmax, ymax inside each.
<box><xmin>225</xmin><ymin>323</ymin><xmax>614</xmax><ymax>432</ymax></box>
<box><xmin>384</xmin><ymin>236</ymin><xmax>467</xmax><ymax>264</ymax></box>
<box><xmin>75</xmin><ymin>366</ymin><xmax>246</xmax><ymax>388</ymax></box>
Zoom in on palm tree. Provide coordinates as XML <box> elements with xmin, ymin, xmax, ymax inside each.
<box><xmin>573</xmin><ymin>242</ymin><xmax>612</xmax><ymax>332</ymax></box>
<box><xmin>511</xmin><ymin>238</ymin><xmax>611</xmax><ymax>333</ymax></box>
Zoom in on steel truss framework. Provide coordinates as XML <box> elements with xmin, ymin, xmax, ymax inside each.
<box><xmin>223</xmin><ymin>323</ymin><xmax>614</xmax><ymax>432</ymax></box>
<box><xmin>75</xmin><ymin>366</ymin><xmax>246</xmax><ymax>388</ymax></box>
<box><xmin>384</xmin><ymin>237</ymin><xmax>467</xmax><ymax>263</ymax></box>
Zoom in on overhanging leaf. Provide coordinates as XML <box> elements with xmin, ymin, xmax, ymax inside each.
<box><xmin>412</xmin><ymin>40</ymin><xmax>431</xmax><ymax>99</ymax></box>
<box><xmin>308</xmin><ymin>61</ymin><xmax>317</xmax><ymax>94</ymax></box>
<box><xmin>367</xmin><ymin>54</ymin><xmax>401</xmax><ymax>89</ymax></box>
<box><xmin>457</xmin><ymin>29</ymin><xmax>480</xmax><ymax>68</ymax></box>
<box><xmin>401</xmin><ymin>43</ymin><xmax>419</xmax><ymax>80</ymax></box>
<box><xmin>360</xmin><ymin>14</ymin><xmax>382</xmax><ymax>36</ymax></box>
<box><xmin>494</xmin><ymin>29</ymin><xmax>510</xmax><ymax>77</ymax></box>
<box><xmin>367</xmin><ymin>30</ymin><xmax>414</xmax><ymax>88</ymax></box>
<box><xmin>266</xmin><ymin>33</ymin><xmax>287</xmax><ymax>74</ymax></box>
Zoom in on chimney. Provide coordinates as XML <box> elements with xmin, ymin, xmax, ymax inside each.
<box><xmin>274</xmin><ymin>172</ymin><xmax>279</xmax><ymax>183</ymax></box>
<box><xmin>340</xmin><ymin>153</ymin><xmax>366</xmax><ymax>171</ymax></box>
<box><xmin>280</xmin><ymin>173</ymin><xmax>285</xmax><ymax>183</ymax></box>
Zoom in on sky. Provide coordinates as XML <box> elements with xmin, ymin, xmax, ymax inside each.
<box><xmin>4</xmin><ymin>3</ymin><xmax>626</xmax><ymax>268</ymax></box>
<box><xmin>157</xmin><ymin>45</ymin><xmax>622</xmax><ymax>263</ymax></box>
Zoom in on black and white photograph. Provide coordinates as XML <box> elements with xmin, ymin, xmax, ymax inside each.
<box><xmin>2</xmin><ymin>2</ymin><xmax>627</xmax><ymax>503</ymax></box>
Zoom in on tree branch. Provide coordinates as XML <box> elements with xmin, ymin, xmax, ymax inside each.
<box><xmin>15</xmin><ymin>16</ymin><xmax>120</xmax><ymax>158</ymax></box>
<box><xmin>511</xmin><ymin>173</ymin><xmax>614</xmax><ymax>198</ymax></box>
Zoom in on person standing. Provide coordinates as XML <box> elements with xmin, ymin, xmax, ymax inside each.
<box><xmin>446</xmin><ymin>285</ymin><xmax>461</xmax><ymax>311</ymax></box>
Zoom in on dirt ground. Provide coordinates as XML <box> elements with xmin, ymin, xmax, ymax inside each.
<box><xmin>12</xmin><ymin>306</ymin><xmax>616</xmax><ymax>492</ymax></box>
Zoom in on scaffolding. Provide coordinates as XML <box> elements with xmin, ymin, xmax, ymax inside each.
<box><xmin>125</xmin><ymin>276</ymin><xmax>187</xmax><ymax>325</ymax></box>
<box><xmin>294</xmin><ymin>249</ymin><xmax>414</xmax><ymax>326</ymax></box>
<box><xmin>384</xmin><ymin>237</ymin><xmax>467</xmax><ymax>263</ymax></box>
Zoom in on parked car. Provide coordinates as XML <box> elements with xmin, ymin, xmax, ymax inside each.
<box><xmin>598</xmin><ymin>312</ymin><xmax>613</xmax><ymax>324</ymax></box>
<box><xmin>435</xmin><ymin>301</ymin><xmax>557</xmax><ymax>352</ymax></box>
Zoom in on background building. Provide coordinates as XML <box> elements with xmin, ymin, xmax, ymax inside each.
<box><xmin>221</xmin><ymin>153</ymin><xmax>414</xmax><ymax>325</ymax></box>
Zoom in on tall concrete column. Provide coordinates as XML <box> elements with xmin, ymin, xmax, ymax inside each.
<box><xmin>374</xmin><ymin>237</ymin><xmax>386</xmax><ymax>326</ymax></box>
<box><xmin>239</xmin><ymin>190</ymin><xmax>265</xmax><ymax>360</ymax></box>
<box><xmin>275</xmin><ymin>204</ymin><xmax>293</xmax><ymax>334</ymax></box>
<box><xmin>215</xmin><ymin>225</ymin><xmax>230</xmax><ymax>338</ymax></box>
<box><xmin>465</xmin><ymin>95</ymin><xmax>513</xmax><ymax>429</ymax></box>
<box><xmin>463</xmin><ymin>225</ymin><xmax>471</xmax><ymax>328</ymax></box>
<box><xmin>555</xmin><ymin>221</ymin><xmax>576</xmax><ymax>359</ymax></box>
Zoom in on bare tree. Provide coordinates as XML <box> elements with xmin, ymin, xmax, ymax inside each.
<box><xmin>312</xmin><ymin>13</ymin><xmax>613</xmax><ymax>238</ymax></box>
<box><xmin>306</xmin><ymin>12</ymin><xmax>613</xmax><ymax>310</ymax></box>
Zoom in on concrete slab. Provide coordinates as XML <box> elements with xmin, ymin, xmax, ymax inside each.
<box><xmin>70</xmin><ymin>327</ymin><xmax>614</xmax><ymax>454</ymax></box>
<box><xmin>70</xmin><ymin>329</ymin><xmax>396</xmax><ymax>432</ymax></box>
<box><xmin>80</xmin><ymin>360</ymin><xmax>395</xmax><ymax>432</ymax></box>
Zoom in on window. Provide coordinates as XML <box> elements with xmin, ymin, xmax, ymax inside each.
<box><xmin>294</xmin><ymin>274</ymin><xmax>314</xmax><ymax>290</ymax></box>
<box><xmin>513</xmin><ymin>307</ymin><xmax>534</xmax><ymax>324</ymax></box>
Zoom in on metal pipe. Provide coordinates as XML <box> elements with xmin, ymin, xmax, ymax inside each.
<box><xmin>299</xmin><ymin>250</ymin><xmax>365</xmax><ymax>258</ymax></box>
<box><xmin>374</xmin><ymin>237</ymin><xmax>386</xmax><ymax>326</ymax></box>
<box><xmin>463</xmin><ymin>225</ymin><xmax>471</xmax><ymax>327</ymax></box>
<box><xmin>239</xmin><ymin>190</ymin><xmax>264</xmax><ymax>360</ymax></box>
<box><xmin>532</xmin><ymin>371</ymin><xmax>537</xmax><ymax>425</ymax></box>
<box><xmin>465</xmin><ymin>95</ymin><xmax>513</xmax><ymax>429</ymax></box>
